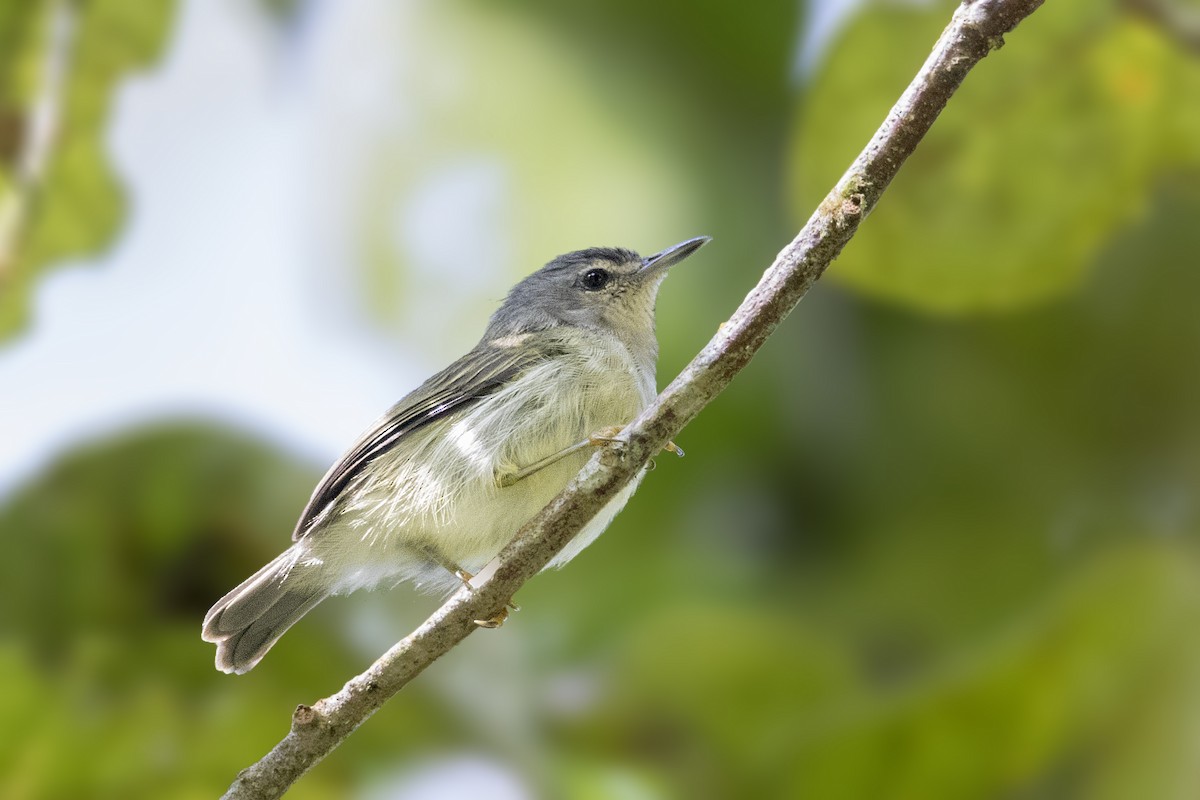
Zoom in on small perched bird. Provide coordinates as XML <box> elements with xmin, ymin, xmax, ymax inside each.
<box><xmin>202</xmin><ymin>236</ymin><xmax>710</xmax><ymax>673</ymax></box>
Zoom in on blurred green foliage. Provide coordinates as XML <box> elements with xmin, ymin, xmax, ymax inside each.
<box><xmin>4</xmin><ymin>0</ymin><xmax>1200</xmax><ymax>798</ymax></box>
<box><xmin>790</xmin><ymin>0</ymin><xmax>1200</xmax><ymax>312</ymax></box>
<box><xmin>0</xmin><ymin>0</ymin><xmax>176</xmax><ymax>340</ymax></box>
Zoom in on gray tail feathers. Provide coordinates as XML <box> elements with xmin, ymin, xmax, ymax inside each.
<box><xmin>202</xmin><ymin>548</ymin><xmax>329</xmax><ymax>674</ymax></box>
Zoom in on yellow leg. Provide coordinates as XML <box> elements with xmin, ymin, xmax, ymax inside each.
<box><xmin>495</xmin><ymin>439</ymin><xmax>593</xmax><ymax>488</ymax></box>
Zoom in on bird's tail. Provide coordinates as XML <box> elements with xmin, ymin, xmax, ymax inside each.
<box><xmin>201</xmin><ymin>548</ymin><xmax>328</xmax><ymax>674</ymax></box>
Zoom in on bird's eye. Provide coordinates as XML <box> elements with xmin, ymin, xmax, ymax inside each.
<box><xmin>579</xmin><ymin>268</ymin><xmax>610</xmax><ymax>291</ymax></box>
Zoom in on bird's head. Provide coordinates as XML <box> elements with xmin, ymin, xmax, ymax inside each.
<box><xmin>487</xmin><ymin>236</ymin><xmax>710</xmax><ymax>362</ymax></box>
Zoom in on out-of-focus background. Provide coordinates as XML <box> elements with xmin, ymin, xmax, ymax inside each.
<box><xmin>2</xmin><ymin>0</ymin><xmax>1199</xmax><ymax>796</ymax></box>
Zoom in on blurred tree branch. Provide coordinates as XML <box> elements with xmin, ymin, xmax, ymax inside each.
<box><xmin>0</xmin><ymin>0</ymin><xmax>77</xmax><ymax>281</ymax></box>
<box><xmin>220</xmin><ymin>0</ymin><xmax>1045</xmax><ymax>796</ymax></box>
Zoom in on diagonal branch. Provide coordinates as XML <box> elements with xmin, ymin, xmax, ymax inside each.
<box><xmin>220</xmin><ymin>0</ymin><xmax>1045</xmax><ymax>796</ymax></box>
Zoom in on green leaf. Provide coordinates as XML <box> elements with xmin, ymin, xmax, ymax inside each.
<box><xmin>784</xmin><ymin>545</ymin><xmax>1200</xmax><ymax>799</ymax></box>
<box><xmin>591</xmin><ymin>606</ymin><xmax>859</xmax><ymax>798</ymax></box>
<box><xmin>0</xmin><ymin>421</ymin><xmax>463</xmax><ymax>797</ymax></box>
<box><xmin>0</xmin><ymin>0</ymin><xmax>177</xmax><ymax>341</ymax></box>
<box><xmin>788</xmin><ymin>0</ymin><xmax>1200</xmax><ymax>313</ymax></box>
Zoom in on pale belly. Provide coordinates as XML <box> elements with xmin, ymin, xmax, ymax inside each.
<box><xmin>297</xmin><ymin>337</ymin><xmax>654</xmax><ymax>596</ymax></box>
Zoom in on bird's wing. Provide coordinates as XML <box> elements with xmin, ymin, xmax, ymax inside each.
<box><xmin>292</xmin><ymin>334</ymin><xmax>564</xmax><ymax>540</ymax></box>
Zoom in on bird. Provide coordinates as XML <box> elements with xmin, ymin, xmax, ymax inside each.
<box><xmin>201</xmin><ymin>236</ymin><xmax>710</xmax><ymax>673</ymax></box>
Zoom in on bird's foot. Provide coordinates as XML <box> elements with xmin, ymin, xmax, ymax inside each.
<box><xmin>589</xmin><ymin>426</ymin><xmax>683</xmax><ymax>458</ymax></box>
<box><xmin>458</xmin><ymin>569</ymin><xmax>520</xmax><ymax>619</ymax></box>
<box><xmin>474</xmin><ymin>607</ymin><xmax>510</xmax><ymax>628</ymax></box>
<box><xmin>587</xmin><ymin>425</ymin><xmax>626</xmax><ymax>446</ymax></box>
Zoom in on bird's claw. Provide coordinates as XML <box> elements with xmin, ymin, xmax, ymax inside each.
<box><xmin>474</xmin><ymin>607</ymin><xmax>510</xmax><ymax>628</ymax></box>
<box><xmin>587</xmin><ymin>425</ymin><xmax>626</xmax><ymax>447</ymax></box>
<box><xmin>590</xmin><ymin>426</ymin><xmax>686</xmax><ymax>462</ymax></box>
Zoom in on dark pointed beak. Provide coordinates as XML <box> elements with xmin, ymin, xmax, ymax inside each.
<box><xmin>639</xmin><ymin>235</ymin><xmax>711</xmax><ymax>277</ymax></box>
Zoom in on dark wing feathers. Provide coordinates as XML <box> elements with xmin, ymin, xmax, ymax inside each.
<box><xmin>292</xmin><ymin>336</ymin><xmax>562</xmax><ymax>540</ymax></box>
